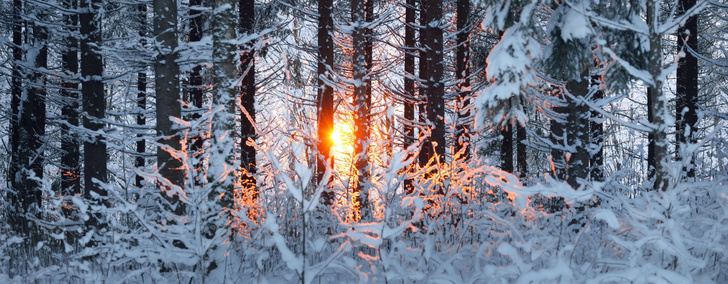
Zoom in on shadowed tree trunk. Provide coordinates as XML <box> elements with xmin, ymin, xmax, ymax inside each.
<box><xmin>80</xmin><ymin>0</ymin><xmax>108</xmax><ymax>233</ymax></box>
<box><xmin>16</xmin><ymin>11</ymin><xmax>48</xmax><ymax>241</ymax></box>
<box><xmin>418</xmin><ymin>0</ymin><xmax>428</xmax><ymax>169</ymax></box>
<box><xmin>189</xmin><ymin>0</ymin><xmax>204</xmax><ymax>186</ymax></box>
<box><xmin>239</xmin><ymin>0</ymin><xmax>258</xmax><ymax>218</ymax></box>
<box><xmin>516</xmin><ymin>118</ymin><xmax>527</xmax><ymax>181</ymax></box>
<box><xmin>403</xmin><ymin>0</ymin><xmax>416</xmax><ymax>194</ymax></box>
<box><xmin>317</xmin><ymin>0</ymin><xmax>335</xmax><ymax>205</ymax></box>
<box><xmin>565</xmin><ymin>71</ymin><xmax>590</xmax><ymax>188</ymax></box>
<box><xmin>647</xmin><ymin>0</ymin><xmax>668</xmax><ymax>191</ymax></box>
<box><xmin>590</xmin><ymin>74</ymin><xmax>604</xmax><ymax>182</ymax></box>
<box><xmin>154</xmin><ymin>0</ymin><xmax>184</xmax><ymax>213</ymax></box>
<box><xmin>675</xmin><ymin>0</ymin><xmax>698</xmax><ymax>179</ymax></box>
<box><xmin>455</xmin><ymin>0</ymin><xmax>471</xmax><ymax>161</ymax></box>
<box><xmin>136</xmin><ymin>3</ymin><xmax>146</xmax><ymax>188</ymax></box>
<box><xmin>550</xmin><ymin>87</ymin><xmax>567</xmax><ymax>181</ymax></box>
<box><xmin>8</xmin><ymin>0</ymin><xmax>23</xmax><ymax>235</ymax></box>
<box><xmin>351</xmin><ymin>0</ymin><xmax>373</xmax><ymax>221</ymax></box>
<box><xmin>501</xmin><ymin>123</ymin><xmax>513</xmax><ymax>173</ymax></box>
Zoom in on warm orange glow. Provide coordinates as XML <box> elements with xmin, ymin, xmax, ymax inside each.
<box><xmin>331</xmin><ymin>121</ymin><xmax>355</xmax><ymax>156</ymax></box>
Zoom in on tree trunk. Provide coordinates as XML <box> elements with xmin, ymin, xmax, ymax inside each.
<box><xmin>647</xmin><ymin>0</ymin><xmax>669</xmax><ymax>191</ymax></box>
<box><xmin>590</xmin><ymin>74</ymin><xmax>604</xmax><ymax>182</ymax></box>
<box><xmin>403</xmin><ymin>0</ymin><xmax>415</xmax><ymax>194</ymax></box>
<box><xmin>16</xmin><ymin>11</ymin><xmax>48</xmax><ymax>240</ymax></box>
<box><xmin>424</xmin><ymin>0</ymin><xmax>445</xmax><ymax>169</ymax></box>
<box><xmin>239</xmin><ymin>0</ymin><xmax>257</xmax><ymax>197</ymax></box>
<box><xmin>565</xmin><ymin>71</ymin><xmax>590</xmax><ymax>188</ymax></box>
<box><xmin>317</xmin><ymin>0</ymin><xmax>335</xmax><ymax>205</ymax></box>
<box><xmin>516</xmin><ymin>118</ymin><xmax>527</xmax><ymax>181</ymax></box>
<box><xmin>136</xmin><ymin>3</ymin><xmax>146</xmax><ymax>188</ymax></box>
<box><xmin>351</xmin><ymin>0</ymin><xmax>372</xmax><ymax>221</ymax></box>
<box><xmin>675</xmin><ymin>0</ymin><xmax>698</xmax><ymax>179</ymax></box>
<box><xmin>417</xmin><ymin>0</ymin><xmax>428</xmax><ymax>169</ymax></box>
<box><xmin>80</xmin><ymin>0</ymin><xmax>108</xmax><ymax>231</ymax></box>
<box><xmin>189</xmin><ymin>0</ymin><xmax>204</xmax><ymax>186</ymax></box>
<box><xmin>154</xmin><ymin>0</ymin><xmax>184</xmax><ymax>209</ymax></box>
<box><xmin>501</xmin><ymin>124</ymin><xmax>513</xmax><ymax>173</ymax></box>
<box><xmin>550</xmin><ymin>87</ymin><xmax>567</xmax><ymax>180</ymax></box>
<box><xmin>8</xmin><ymin>0</ymin><xmax>23</xmax><ymax>234</ymax></box>
<box><xmin>455</xmin><ymin>0</ymin><xmax>471</xmax><ymax>161</ymax></box>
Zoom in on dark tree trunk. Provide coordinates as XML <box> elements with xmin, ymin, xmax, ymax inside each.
<box><xmin>136</xmin><ymin>3</ymin><xmax>146</xmax><ymax>188</ymax></box>
<box><xmin>501</xmin><ymin>124</ymin><xmax>513</xmax><ymax>173</ymax></box>
<box><xmin>455</xmin><ymin>0</ymin><xmax>471</xmax><ymax>161</ymax></box>
<box><xmin>351</xmin><ymin>0</ymin><xmax>371</xmax><ymax>220</ymax></box>
<box><xmin>80</xmin><ymin>0</ymin><xmax>108</xmax><ymax>231</ymax></box>
<box><xmin>675</xmin><ymin>0</ymin><xmax>698</xmax><ymax>178</ymax></box>
<box><xmin>424</xmin><ymin>0</ymin><xmax>445</xmax><ymax>169</ymax></box>
<box><xmin>8</xmin><ymin>0</ymin><xmax>23</xmax><ymax>234</ymax></box>
<box><xmin>417</xmin><ymin>0</ymin><xmax>428</xmax><ymax>169</ymax></box>
<box><xmin>647</xmin><ymin>0</ymin><xmax>668</xmax><ymax>191</ymax></box>
<box><xmin>317</xmin><ymin>0</ymin><xmax>335</xmax><ymax>205</ymax></box>
<box><xmin>189</xmin><ymin>0</ymin><xmax>204</xmax><ymax>186</ymax></box>
<box><xmin>154</xmin><ymin>0</ymin><xmax>184</xmax><ymax>207</ymax></box>
<box><xmin>550</xmin><ymin>87</ymin><xmax>567</xmax><ymax>181</ymax></box>
<box><xmin>403</xmin><ymin>0</ymin><xmax>415</xmax><ymax>194</ymax></box>
<box><xmin>17</xmin><ymin>12</ymin><xmax>48</xmax><ymax>240</ymax></box>
<box><xmin>62</xmin><ymin>0</ymin><xmax>81</xmax><ymax>195</ymax></box>
<box><xmin>647</xmin><ymin>86</ymin><xmax>656</xmax><ymax>183</ymax></box>
<box><xmin>239</xmin><ymin>0</ymin><xmax>257</xmax><ymax>203</ymax></box>
<box><xmin>516</xmin><ymin>119</ymin><xmax>527</xmax><ymax>181</ymax></box>
<box><xmin>565</xmin><ymin>72</ymin><xmax>590</xmax><ymax>188</ymax></box>
<box><xmin>590</xmin><ymin>74</ymin><xmax>604</xmax><ymax>182</ymax></box>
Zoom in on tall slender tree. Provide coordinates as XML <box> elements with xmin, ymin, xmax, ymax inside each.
<box><xmin>188</xmin><ymin>0</ymin><xmax>204</xmax><ymax>186</ymax></box>
<box><xmin>317</xmin><ymin>0</ymin><xmax>335</xmax><ymax>205</ymax></box>
<box><xmin>647</xmin><ymin>0</ymin><xmax>669</xmax><ymax>191</ymax></box>
<box><xmin>590</xmin><ymin>73</ymin><xmax>604</xmax><ymax>182</ymax></box>
<box><xmin>455</xmin><ymin>0</ymin><xmax>471</xmax><ymax>161</ymax></box>
<box><xmin>403</xmin><ymin>0</ymin><xmax>416</xmax><ymax>194</ymax></box>
<box><xmin>351</xmin><ymin>0</ymin><xmax>372</xmax><ymax>220</ymax></box>
<box><xmin>675</xmin><ymin>0</ymin><xmax>698</xmax><ymax>178</ymax></box>
<box><xmin>16</xmin><ymin>7</ymin><xmax>48</xmax><ymax>240</ymax></box>
<box><xmin>61</xmin><ymin>0</ymin><xmax>81</xmax><ymax>195</ymax></box>
<box><xmin>136</xmin><ymin>3</ymin><xmax>147</xmax><ymax>188</ymax></box>
<box><xmin>8</xmin><ymin>0</ymin><xmax>23</xmax><ymax>234</ymax></box>
<box><xmin>80</xmin><ymin>0</ymin><xmax>108</xmax><ymax>231</ymax></box>
<box><xmin>423</xmin><ymin>0</ymin><xmax>445</xmax><ymax>171</ymax></box>
<box><xmin>154</xmin><ymin>0</ymin><xmax>184</xmax><ymax>206</ymax></box>
<box><xmin>565</xmin><ymin>71</ymin><xmax>590</xmax><ymax>188</ymax></box>
<box><xmin>239</xmin><ymin>0</ymin><xmax>257</xmax><ymax>196</ymax></box>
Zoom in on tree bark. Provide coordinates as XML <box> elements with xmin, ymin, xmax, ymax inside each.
<box><xmin>403</xmin><ymin>0</ymin><xmax>415</xmax><ymax>194</ymax></box>
<box><xmin>424</xmin><ymin>0</ymin><xmax>445</xmax><ymax>169</ymax></box>
<box><xmin>154</xmin><ymin>0</ymin><xmax>184</xmax><ymax>208</ymax></box>
<box><xmin>80</xmin><ymin>0</ymin><xmax>108</xmax><ymax>231</ymax></box>
<box><xmin>351</xmin><ymin>0</ymin><xmax>372</xmax><ymax>221</ymax></box>
<box><xmin>189</xmin><ymin>0</ymin><xmax>204</xmax><ymax>186</ymax></box>
<box><xmin>501</xmin><ymin>124</ymin><xmax>513</xmax><ymax>173</ymax></box>
<box><xmin>675</xmin><ymin>0</ymin><xmax>698</xmax><ymax>178</ymax></box>
<box><xmin>590</xmin><ymin>74</ymin><xmax>604</xmax><ymax>182</ymax></box>
<box><xmin>136</xmin><ymin>3</ymin><xmax>146</xmax><ymax>188</ymax></box>
<box><xmin>455</xmin><ymin>0</ymin><xmax>471</xmax><ymax>161</ymax></box>
<box><xmin>417</xmin><ymin>0</ymin><xmax>428</xmax><ymax>169</ymax></box>
<box><xmin>550</xmin><ymin>87</ymin><xmax>567</xmax><ymax>180</ymax></box>
<box><xmin>516</xmin><ymin>118</ymin><xmax>527</xmax><ymax>181</ymax></box>
<box><xmin>239</xmin><ymin>0</ymin><xmax>257</xmax><ymax>196</ymax></box>
<box><xmin>8</xmin><ymin>0</ymin><xmax>23</xmax><ymax>234</ymax></box>
<box><xmin>565</xmin><ymin>71</ymin><xmax>590</xmax><ymax>188</ymax></box>
<box><xmin>317</xmin><ymin>0</ymin><xmax>335</xmax><ymax>205</ymax></box>
<box><xmin>647</xmin><ymin>0</ymin><xmax>669</xmax><ymax>191</ymax></box>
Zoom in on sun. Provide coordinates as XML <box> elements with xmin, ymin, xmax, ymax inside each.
<box><xmin>331</xmin><ymin>121</ymin><xmax>355</xmax><ymax>156</ymax></box>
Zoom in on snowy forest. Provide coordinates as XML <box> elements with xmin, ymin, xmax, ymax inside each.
<box><xmin>1</xmin><ymin>0</ymin><xmax>727</xmax><ymax>282</ymax></box>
